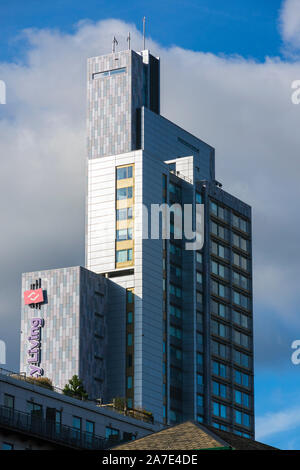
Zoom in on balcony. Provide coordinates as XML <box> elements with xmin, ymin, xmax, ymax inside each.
<box><xmin>0</xmin><ymin>404</ymin><xmax>120</xmax><ymax>450</ymax></box>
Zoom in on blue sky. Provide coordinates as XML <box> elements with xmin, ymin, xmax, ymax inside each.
<box><xmin>1</xmin><ymin>0</ymin><xmax>300</xmax><ymax>450</ymax></box>
<box><xmin>1</xmin><ymin>0</ymin><xmax>283</xmax><ymax>62</ymax></box>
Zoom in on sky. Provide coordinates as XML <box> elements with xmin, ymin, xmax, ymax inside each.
<box><xmin>0</xmin><ymin>0</ymin><xmax>300</xmax><ymax>449</ymax></box>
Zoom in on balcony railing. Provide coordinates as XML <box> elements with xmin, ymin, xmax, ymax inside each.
<box><xmin>0</xmin><ymin>404</ymin><xmax>119</xmax><ymax>450</ymax></box>
<box><xmin>0</xmin><ymin>367</ymin><xmax>154</xmax><ymax>425</ymax></box>
<box><xmin>170</xmin><ymin>169</ymin><xmax>193</xmax><ymax>184</ymax></box>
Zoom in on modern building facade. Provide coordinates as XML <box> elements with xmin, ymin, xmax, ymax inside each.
<box><xmin>20</xmin><ymin>267</ymin><xmax>108</xmax><ymax>400</ymax></box>
<box><xmin>85</xmin><ymin>48</ymin><xmax>254</xmax><ymax>438</ymax></box>
<box><xmin>18</xmin><ymin>46</ymin><xmax>254</xmax><ymax>440</ymax></box>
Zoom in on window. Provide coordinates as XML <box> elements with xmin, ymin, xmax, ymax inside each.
<box><xmin>127</xmin><ymin>398</ymin><xmax>133</xmax><ymax>409</ymax></box>
<box><xmin>127</xmin><ymin>333</ymin><xmax>133</xmax><ymax>346</ymax></box>
<box><xmin>212</xmin><ymin>280</ymin><xmax>227</xmax><ymax>298</ymax></box>
<box><xmin>212</xmin><ymin>340</ymin><xmax>229</xmax><ymax>359</ymax></box>
<box><xmin>116</xmin><ymin>248</ymin><xmax>133</xmax><ymax>263</ymax></box>
<box><xmin>72</xmin><ymin>416</ymin><xmax>82</xmax><ymax>439</ymax></box>
<box><xmin>235</xmin><ymin>410</ymin><xmax>251</xmax><ymax>427</ymax></box>
<box><xmin>235</xmin><ymin>390</ymin><xmax>250</xmax><ymax>408</ymax></box>
<box><xmin>170</xmin><ymin>305</ymin><xmax>182</xmax><ymax>319</ymax></box>
<box><xmin>196</xmin><ymin>272</ymin><xmax>203</xmax><ymax>284</ymax></box>
<box><xmin>72</xmin><ymin>416</ymin><xmax>81</xmax><ymax>430</ymax></box>
<box><xmin>196</xmin><ymin>292</ymin><xmax>203</xmax><ymax>304</ymax></box>
<box><xmin>213</xmin><ymin>422</ymin><xmax>228</xmax><ymax>431</ymax></box>
<box><xmin>196</xmin><ymin>312</ymin><xmax>203</xmax><ymax>327</ymax></box>
<box><xmin>127</xmin><ymin>290</ymin><xmax>133</xmax><ymax>303</ymax></box>
<box><xmin>197</xmin><ymin>415</ymin><xmax>204</xmax><ymax>423</ymax></box>
<box><xmin>233</xmin><ymin>291</ymin><xmax>250</xmax><ymax>309</ymax></box>
<box><xmin>116</xmin><ymin>186</ymin><xmax>133</xmax><ymax>200</ymax></box>
<box><xmin>210</xmin><ymin>201</ymin><xmax>227</xmax><ymax>220</ymax></box>
<box><xmin>212</xmin><ymin>361</ymin><xmax>227</xmax><ymax>378</ymax></box>
<box><xmin>211</xmin><ymin>320</ymin><xmax>228</xmax><ymax>338</ymax></box>
<box><xmin>170</xmin><ymin>283</ymin><xmax>182</xmax><ymax>298</ymax></box>
<box><xmin>170</xmin><ymin>367</ymin><xmax>183</xmax><ymax>383</ymax></box>
<box><xmin>4</xmin><ymin>394</ymin><xmax>14</xmax><ymax>409</ymax></box>
<box><xmin>213</xmin><ymin>381</ymin><xmax>228</xmax><ymax>399</ymax></box>
<box><xmin>170</xmin><ymin>345</ymin><xmax>182</xmax><ymax>360</ymax></box>
<box><xmin>169</xmin><ymin>182</ymin><xmax>182</xmax><ymax>199</ymax></box>
<box><xmin>106</xmin><ymin>427</ymin><xmax>120</xmax><ymax>440</ymax></box>
<box><xmin>211</xmin><ymin>202</ymin><xmax>218</xmax><ymax>215</ymax></box>
<box><xmin>213</xmin><ymin>402</ymin><xmax>228</xmax><ymax>419</ymax></box>
<box><xmin>2</xmin><ymin>442</ymin><xmax>13</xmax><ymax>450</ymax></box>
<box><xmin>233</xmin><ymin>253</ymin><xmax>248</xmax><ymax>271</ymax></box>
<box><xmin>197</xmin><ymin>353</ymin><xmax>203</xmax><ymax>366</ymax></box>
<box><xmin>86</xmin><ymin>420</ymin><xmax>95</xmax><ymax>435</ymax></box>
<box><xmin>211</xmin><ymin>241</ymin><xmax>228</xmax><ymax>260</ymax></box>
<box><xmin>117</xmin><ymin>166</ymin><xmax>133</xmax><ymax>180</ymax></box>
<box><xmin>197</xmin><ymin>332</ymin><xmax>203</xmax><ymax>345</ymax></box>
<box><xmin>170</xmin><ymin>409</ymin><xmax>182</xmax><ymax>423</ymax></box>
<box><xmin>196</xmin><ymin>252</ymin><xmax>203</xmax><ymax>263</ymax></box>
<box><xmin>93</xmin><ymin>67</ymin><xmax>127</xmax><ymax>79</ymax></box>
<box><xmin>211</xmin><ymin>222</ymin><xmax>226</xmax><ymax>240</ymax></box>
<box><xmin>211</xmin><ymin>260</ymin><xmax>226</xmax><ymax>278</ymax></box>
<box><xmin>127</xmin><ymin>354</ymin><xmax>132</xmax><ymax>367</ymax></box>
<box><xmin>233</xmin><ymin>330</ymin><xmax>250</xmax><ymax>349</ymax></box>
<box><xmin>234</xmin><ymin>430</ymin><xmax>251</xmax><ymax>438</ymax></box>
<box><xmin>170</xmin><ymin>242</ymin><xmax>182</xmax><ymax>257</ymax></box>
<box><xmin>116</xmin><ymin>207</ymin><xmax>133</xmax><ymax>221</ymax></box>
<box><xmin>127</xmin><ymin>376</ymin><xmax>133</xmax><ymax>389</ymax></box>
<box><xmin>232</xmin><ymin>214</ymin><xmax>248</xmax><ymax>233</ymax></box>
<box><xmin>170</xmin><ymin>264</ymin><xmax>182</xmax><ymax>279</ymax></box>
<box><xmin>234</xmin><ymin>350</ymin><xmax>251</xmax><ymax>368</ymax></box>
<box><xmin>233</xmin><ymin>233</ymin><xmax>248</xmax><ymax>252</ymax></box>
<box><xmin>197</xmin><ymin>374</ymin><xmax>203</xmax><ymax>385</ymax></box>
<box><xmin>170</xmin><ymin>325</ymin><xmax>182</xmax><ymax>340</ymax></box>
<box><xmin>116</xmin><ymin>228</ymin><xmax>133</xmax><ymax>241</ymax></box>
<box><xmin>234</xmin><ymin>370</ymin><xmax>250</xmax><ymax>388</ymax></box>
<box><xmin>27</xmin><ymin>401</ymin><xmax>42</xmax><ymax>418</ymax></box>
<box><xmin>197</xmin><ymin>395</ymin><xmax>204</xmax><ymax>408</ymax></box>
<box><xmin>123</xmin><ymin>431</ymin><xmax>135</xmax><ymax>441</ymax></box>
<box><xmin>233</xmin><ymin>311</ymin><xmax>250</xmax><ymax>329</ymax></box>
<box><xmin>127</xmin><ymin>311</ymin><xmax>133</xmax><ymax>324</ymax></box>
<box><xmin>211</xmin><ymin>300</ymin><xmax>227</xmax><ymax>319</ymax></box>
<box><xmin>55</xmin><ymin>410</ymin><xmax>61</xmax><ymax>433</ymax></box>
<box><xmin>233</xmin><ymin>271</ymin><xmax>249</xmax><ymax>290</ymax></box>
<box><xmin>196</xmin><ymin>192</ymin><xmax>202</xmax><ymax>204</ymax></box>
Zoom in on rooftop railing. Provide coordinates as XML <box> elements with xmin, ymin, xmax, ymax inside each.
<box><xmin>0</xmin><ymin>367</ymin><xmax>154</xmax><ymax>424</ymax></box>
<box><xmin>170</xmin><ymin>169</ymin><xmax>193</xmax><ymax>184</ymax></box>
<box><xmin>0</xmin><ymin>404</ymin><xmax>117</xmax><ymax>450</ymax></box>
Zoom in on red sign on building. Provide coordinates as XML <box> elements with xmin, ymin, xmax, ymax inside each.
<box><xmin>24</xmin><ymin>288</ymin><xmax>44</xmax><ymax>305</ymax></box>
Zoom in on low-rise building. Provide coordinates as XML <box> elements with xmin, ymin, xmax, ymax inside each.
<box><xmin>114</xmin><ymin>421</ymin><xmax>277</xmax><ymax>451</ymax></box>
<box><xmin>0</xmin><ymin>368</ymin><xmax>161</xmax><ymax>450</ymax></box>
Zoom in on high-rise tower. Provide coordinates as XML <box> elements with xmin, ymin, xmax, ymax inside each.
<box><xmin>86</xmin><ymin>48</ymin><xmax>254</xmax><ymax>438</ymax></box>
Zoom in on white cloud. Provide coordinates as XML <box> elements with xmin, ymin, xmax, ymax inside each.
<box><xmin>1</xmin><ymin>17</ymin><xmax>300</xmax><ymax>374</ymax></box>
<box><xmin>280</xmin><ymin>0</ymin><xmax>300</xmax><ymax>50</ymax></box>
<box><xmin>256</xmin><ymin>405</ymin><xmax>300</xmax><ymax>440</ymax></box>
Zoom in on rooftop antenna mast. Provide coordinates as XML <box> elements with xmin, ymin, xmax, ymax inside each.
<box><xmin>112</xmin><ymin>36</ymin><xmax>118</xmax><ymax>53</ymax></box>
<box><xmin>127</xmin><ymin>32</ymin><xmax>131</xmax><ymax>50</ymax></box>
<box><xmin>142</xmin><ymin>16</ymin><xmax>146</xmax><ymax>50</ymax></box>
